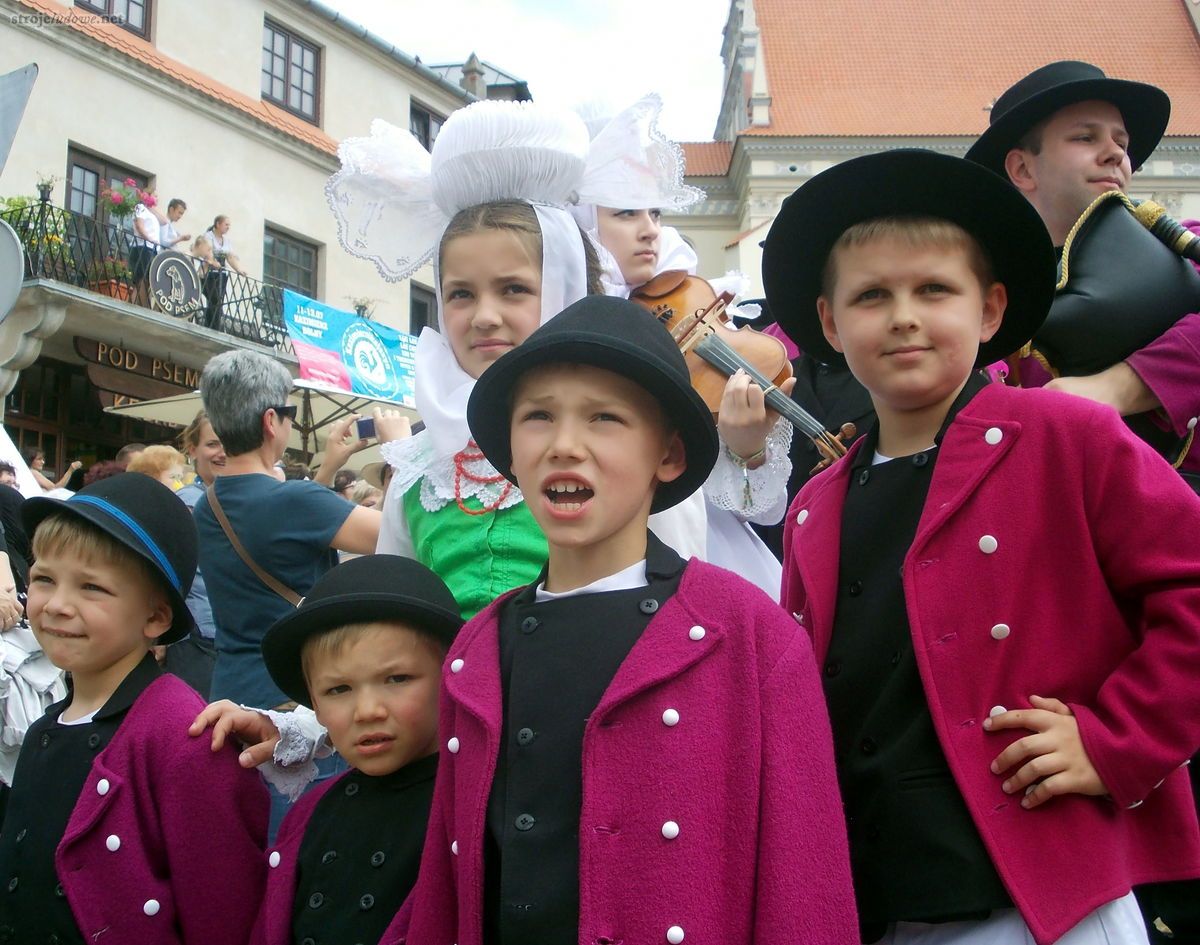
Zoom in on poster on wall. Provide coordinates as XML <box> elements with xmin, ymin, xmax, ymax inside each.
<box><xmin>282</xmin><ymin>290</ymin><xmax>416</xmax><ymax>407</ymax></box>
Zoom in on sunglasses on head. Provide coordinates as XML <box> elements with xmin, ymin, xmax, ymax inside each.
<box><xmin>267</xmin><ymin>404</ymin><xmax>298</xmax><ymax>421</ymax></box>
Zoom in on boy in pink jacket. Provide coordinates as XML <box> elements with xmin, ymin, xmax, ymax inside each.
<box><xmin>0</xmin><ymin>473</ymin><xmax>268</xmax><ymax>944</ymax></box>
<box><xmin>389</xmin><ymin>295</ymin><xmax>857</xmax><ymax>945</ymax></box>
<box><xmin>767</xmin><ymin>150</ymin><xmax>1200</xmax><ymax>945</ymax></box>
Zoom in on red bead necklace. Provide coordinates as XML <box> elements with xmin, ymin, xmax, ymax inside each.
<box><xmin>453</xmin><ymin>440</ymin><xmax>513</xmax><ymax>515</ymax></box>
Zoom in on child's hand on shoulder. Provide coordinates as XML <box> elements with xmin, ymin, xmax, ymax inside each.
<box><xmin>188</xmin><ymin>699</ymin><xmax>281</xmax><ymax>768</ymax></box>
<box><xmin>984</xmin><ymin>695</ymin><xmax>1108</xmax><ymax>809</ymax></box>
<box><xmin>718</xmin><ymin>369</ymin><xmax>797</xmax><ymax>465</ymax></box>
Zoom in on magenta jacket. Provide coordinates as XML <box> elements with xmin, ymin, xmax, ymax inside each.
<box><xmin>57</xmin><ymin>673</ymin><xmax>269</xmax><ymax>945</ymax></box>
<box><xmin>252</xmin><ymin>773</ymin><xmax>344</xmax><ymax>945</ymax></box>
<box><xmin>385</xmin><ymin>562</ymin><xmax>858</xmax><ymax>945</ymax></box>
<box><xmin>783</xmin><ymin>383</ymin><xmax>1200</xmax><ymax>945</ymax></box>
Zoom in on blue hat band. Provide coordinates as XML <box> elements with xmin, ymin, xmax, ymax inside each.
<box><xmin>67</xmin><ymin>495</ymin><xmax>182</xmax><ymax>593</ymax></box>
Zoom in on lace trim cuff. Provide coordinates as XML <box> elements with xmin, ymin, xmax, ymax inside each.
<box><xmin>704</xmin><ymin>418</ymin><xmax>793</xmax><ymax>520</ymax></box>
<box><xmin>255</xmin><ymin>705</ymin><xmax>329</xmax><ymax>802</ymax></box>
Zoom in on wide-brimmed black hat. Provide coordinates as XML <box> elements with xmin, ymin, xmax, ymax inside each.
<box><xmin>761</xmin><ymin>150</ymin><xmax>1057</xmax><ymax>366</ymax></box>
<box><xmin>467</xmin><ymin>295</ymin><xmax>718</xmax><ymax>513</ymax></box>
<box><xmin>23</xmin><ymin>472</ymin><xmax>197</xmax><ymax>645</ymax></box>
<box><xmin>261</xmin><ymin>554</ymin><xmax>462</xmax><ymax>708</ymax></box>
<box><xmin>966</xmin><ymin>61</ymin><xmax>1170</xmax><ymax>177</ymax></box>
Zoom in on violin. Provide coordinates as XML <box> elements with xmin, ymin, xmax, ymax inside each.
<box><xmin>631</xmin><ymin>271</ymin><xmax>854</xmax><ymax>471</ymax></box>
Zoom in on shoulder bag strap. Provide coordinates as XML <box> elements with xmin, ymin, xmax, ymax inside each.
<box><xmin>207</xmin><ymin>484</ymin><xmax>303</xmax><ymax>606</ymax></box>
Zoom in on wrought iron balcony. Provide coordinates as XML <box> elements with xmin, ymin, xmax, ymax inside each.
<box><xmin>1</xmin><ymin>199</ymin><xmax>293</xmax><ymax>354</ymax></box>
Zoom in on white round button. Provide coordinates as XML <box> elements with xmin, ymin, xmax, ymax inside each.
<box><xmin>269</xmin><ymin>851</ymin><xmax>281</xmax><ymax>868</ymax></box>
<box><xmin>96</xmin><ymin>778</ymin><xmax>110</xmax><ymax>796</ymax></box>
<box><xmin>661</xmin><ymin>820</ymin><xmax>680</xmax><ymax>840</ymax></box>
<box><xmin>450</xmin><ymin>658</ymin><xmax>464</xmax><ymax>673</ymax></box>
<box><xmin>978</xmin><ymin>535</ymin><xmax>998</xmax><ymax>554</ymax></box>
<box><xmin>451</xmin><ymin>840</ymin><xmax>459</xmax><ymax>855</ymax></box>
<box><xmin>990</xmin><ymin>623</ymin><xmax>1010</xmax><ymax>640</ymax></box>
<box><xmin>667</xmin><ymin>926</ymin><xmax>685</xmax><ymax>944</ymax></box>
<box><xmin>143</xmin><ymin>899</ymin><xmax>161</xmax><ymax>916</ymax></box>
<box><xmin>989</xmin><ymin>705</ymin><xmax>1007</xmax><ymax>718</ymax></box>
<box><xmin>105</xmin><ymin>834</ymin><xmax>120</xmax><ymax>852</ymax></box>
<box><xmin>688</xmin><ymin>626</ymin><xmax>705</xmax><ymax>641</ymax></box>
<box><xmin>447</xmin><ymin>737</ymin><xmax>460</xmax><ymax>754</ymax></box>
<box><xmin>795</xmin><ymin>509</ymin><xmax>809</xmax><ymax>525</ymax></box>
<box><xmin>985</xmin><ymin>427</ymin><xmax>1003</xmax><ymax>445</ymax></box>
<box><xmin>1189</xmin><ymin>417</ymin><xmax>1198</xmax><ymax>431</ymax></box>
<box><xmin>661</xmin><ymin>708</ymin><xmax>680</xmax><ymax>727</ymax></box>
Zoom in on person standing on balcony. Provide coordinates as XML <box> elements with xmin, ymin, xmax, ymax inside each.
<box><xmin>158</xmin><ymin>198</ymin><xmax>191</xmax><ymax>251</ymax></box>
<box><xmin>205</xmin><ymin>215</ymin><xmax>245</xmax><ymax>274</ymax></box>
<box><xmin>130</xmin><ymin>197</ymin><xmax>160</xmax><ymax>307</ymax></box>
<box><xmin>200</xmin><ymin>216</ymin><xmax>244</xmax><ymax>331</ymax></box>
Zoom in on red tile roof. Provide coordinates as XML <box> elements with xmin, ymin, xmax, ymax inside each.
<box><xmin>16</xmin><ymin>0</ymin><xmax>338</xmax><ymax>156</ymax></box>
<box><xmin>681</xmin><ymin>141</ymin><xmax>733</xmax><ymax>176</ymax></box>
<box><xmin>749</xmin><ymin>0</ymin><xmax>1200</xmax><ymax>137</ymax></box>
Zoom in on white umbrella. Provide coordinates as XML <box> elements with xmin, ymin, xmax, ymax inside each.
<box><xmin>104</xmin><ymin>378</ymin><xmax>419</xmax><ymax>459</ymax></box>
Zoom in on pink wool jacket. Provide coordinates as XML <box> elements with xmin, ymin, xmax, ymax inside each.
<box><xmin>783</xmin><ymin>383</ymin><xmax>1200</xmax><ymax>945</ymax></box>
<box><xmin>385</xmin><ymin>560</ymin><xmax>858</xmax><ymax>945</ymax></box>
<box><xmin>57</xmin><ymin>673</ymin><xmax>269</xmax><ymax>944</ymax></box>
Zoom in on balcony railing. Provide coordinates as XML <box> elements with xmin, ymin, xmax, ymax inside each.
<box><xmin>1</xmin><ymin>199</ymin><xmax>293</xmax><ymax>354</ymax></box>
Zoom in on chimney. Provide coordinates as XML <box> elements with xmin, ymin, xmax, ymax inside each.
<box><xmin>460</xmin><ymin>53</ymin><xmax>487</xmax><ymax>99</ymax></box>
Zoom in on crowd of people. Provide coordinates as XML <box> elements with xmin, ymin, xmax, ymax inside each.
<box><xmin>0</xmin><ymin>60</ymin><xmax>1197</xmax><ymax>945</ymax></box>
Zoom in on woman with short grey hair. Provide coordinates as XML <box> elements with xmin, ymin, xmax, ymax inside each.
<box><xmin>193</xmin><ymin>349</ymin><xmax>379</xmax><ymax>836</ymax></box>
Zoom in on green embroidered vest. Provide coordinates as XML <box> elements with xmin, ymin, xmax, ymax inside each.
<box><xmin>403</xmin><ymin>483</ymin><xmax>547</xmax><ymax>620</ymax></box>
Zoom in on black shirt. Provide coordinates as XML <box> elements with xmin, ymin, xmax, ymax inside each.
<box><xmin>0</xmin><ymin>654</ymin><xmax>161</xmax><ymax>945</ymax></box>
<box><xmin>484</xmin><ymin>533</ymin><xmax>686</xmax><ymax>945</ymax></box>
<box><xmin>292</xmin><ymin>753</ymin><xmax>438</xmax><ymax>945</ymax></box>
<box><xmin>823</xmin><ymin>374</ymin><xmax>1010</xmax><ymax>937</ymax></box>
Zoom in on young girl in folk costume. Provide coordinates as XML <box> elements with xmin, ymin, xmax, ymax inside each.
<box><xmin>327</xmin><ymin>99</ymin><xmax>781</xmax><ymax>613</ymax></box>
<box><xmin>571</xmin><ymin>94</ymin><xmax>793</xmax><ymax>594</ymax></box>
<box><xmin>326</xmin><ymin>101</ymin><xmax>597</xmax><ymax>619</ymax></box>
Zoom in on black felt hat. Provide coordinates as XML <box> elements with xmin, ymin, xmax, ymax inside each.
<box><xmin>261</xmin><ymin>554</ymin><xmax>462</xmax><ymax>708</ymax></box>
<box><xmin>965</xmin><ymin>60</ymin><xmax>1170</xmax><ymax>177</ymax></box>
<box><xmin>761</xmin><ymin>149</ymin><xmax>1057</xmax><ymax>366</ymax></box>
<box><xmin>22</xmin><ymin>472</ymin><xmax>197</xmax><ymax>645</ymax></box>
<box><xmin>467</xmin><ymin>295</ymin><xmax>718</xmax><ymax>513</ymax></box>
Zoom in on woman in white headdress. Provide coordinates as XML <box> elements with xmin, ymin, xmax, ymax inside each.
<box><xmin>571</xmin><ymin>94</ymin><xmax>792</xmax><ymax>596</ymax></box>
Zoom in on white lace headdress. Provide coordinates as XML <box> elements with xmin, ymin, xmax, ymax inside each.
<box><xmin>569</xmin><ymin>93</ymin><xmax>704</xmax><ymax>296</ymax></box>
<box><xmin>325</xmin><ymin>101</ymin><xmax>591</xmax><ymax>510</ymax></box>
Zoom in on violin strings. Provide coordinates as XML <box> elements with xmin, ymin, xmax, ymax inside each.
<box><xmin>694</xmin><ymin>334</ymin><xmax>837</xmax><ymax>449</ymax></box>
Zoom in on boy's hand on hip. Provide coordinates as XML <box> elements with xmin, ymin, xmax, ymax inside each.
<box><xmin>984</xmin><ymin>695</ymin><xmax>1108</xmax><ymax>809</ymax></box>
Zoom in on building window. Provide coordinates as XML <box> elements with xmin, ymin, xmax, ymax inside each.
<box><xmin>65</xmin><ymin>148</ymin><xmax>147</xmax><ymax>224</ymax></box>
<box><xmin>410</xmin><ymin>104</ymin><xmax>444</xmax><ymax>151</ymax></box>
<box><xmin>409</xmin><ymin>283</ymin><xmax>438</xmax><ymax>334</ymax></box>
<box><xmin>263</xmin><ymin>227</ymin><xmax>318</xmax><ymax>297</ymax></box>
<box><xmin>76</xmin><ymin>0</ymin><xmax>151</xmax><ymax>39</ymax></box>
<box><xmin>262</xmin><ymin>20</ymin><xmax>320</xmax><ymax>123</ymax></box>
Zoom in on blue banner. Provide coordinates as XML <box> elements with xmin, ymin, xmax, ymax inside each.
<box><xmin>282</xmin><ymin>290</ymin><xmax>417</xmax><ymax>406</ymax></box>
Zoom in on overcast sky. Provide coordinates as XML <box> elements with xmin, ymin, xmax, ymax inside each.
<box><xmin>326</xmin><ymin>0</ymin><xmax>730</xmax><ymax>142</ymax></box>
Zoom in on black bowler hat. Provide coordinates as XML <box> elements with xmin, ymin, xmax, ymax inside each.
<box><xmin>467</xmin><ymin>295</ymin><xmax>718</xmax><ymax>513</ymax></box>
<box><xmin>761</xmin><ymin>150</ymin><xmax>1057</xmax><ymax>367</ymax></box>
<box><xmin>966</xmin><ymin>60</ymin><xmax>1170</xmax><ymax>177</ymax></box>
<box><xmin>261</xmin><ymin>554</ymin><xmax>462</xmax><ymax>708</ymax></box>
<box><xmin>22</xmin><ymin>473</ymin><xmax>197</xmax><ymax>645</ymax></box>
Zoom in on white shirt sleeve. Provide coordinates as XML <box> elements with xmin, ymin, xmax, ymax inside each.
<box><xmin>376</xmin><ymin>472</ymin><xmax>416</xmax><ymax>557</ymax></box>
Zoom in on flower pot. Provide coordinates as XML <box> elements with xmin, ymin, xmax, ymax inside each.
<box><xmin>89</xmin><ymin>279</ymin><xmax>132</xmax><ymax>301</ymax></box>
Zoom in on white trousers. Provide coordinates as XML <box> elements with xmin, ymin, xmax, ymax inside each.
<box><xmin>874</xmin><ymin>893</ymin><xmax>1147</xmax><ymax>945</ymax></box>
